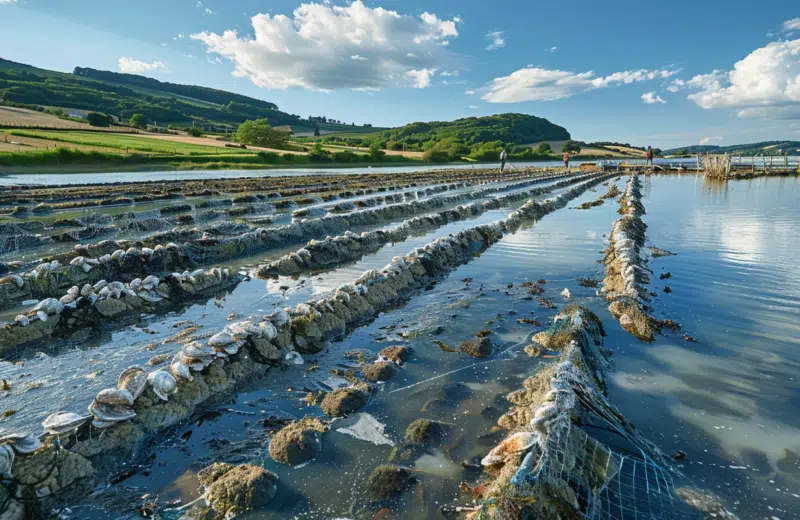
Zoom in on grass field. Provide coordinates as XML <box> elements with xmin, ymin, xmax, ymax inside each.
<box><xmin>604</xmin><ymin>145</ymin><xmax>646</xmax><ymax>157</ymax></box>
<box><xmin>531</xmin><ymin>141</ymin><xmax>627</xmax><ymax>158</ymax></box>
<box><xmin>6</xmin><ymin>129</ymin><xmax>254</xmax><ymax>155</ymax></box>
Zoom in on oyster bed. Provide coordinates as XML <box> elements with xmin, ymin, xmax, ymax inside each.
<box><xmin>0</xmin><ymin>169</ymin><xmax>795</xmax><ymax>520</ymax></box>
<box><xmin>0</xmin><ymin>169</ymin><xmax>615</xmax><ymax>518</ymax></box>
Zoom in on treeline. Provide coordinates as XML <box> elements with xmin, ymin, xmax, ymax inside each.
<box><xmin>0</xmin><ymin>59</ymin><xmax>304</xmax><ymax>130</ymax></box>
<box><xmin>375</xmin><ymin>113</ymin><xmax>569</xmax><ymax>148</ymax></box>
<box><xmin>73</xmin><ymin>67</ymin><xmax>278</xmax><ymax>110</ymax></box>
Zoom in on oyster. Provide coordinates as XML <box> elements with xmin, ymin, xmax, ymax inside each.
<box><xmin>0</xmin><ymin>445</ymin><xmax>13</xmax><ymax>477</ymax></box>
<box><xmin>147</xmin><ymin>370</ymin><xmax>177</xmax><ymax>401</ymax></box>
<box><xmin>42</xmin><ymin>412</ymin><xmax>91</xmax><ymax>434</ymax></box>
<box><xmin>481</xmin><ymin>431</ymin><xmax>536</xmax><ymax>466</ymax></box>
<box><xmin>88</xmin><ymin>401</ymin><xmax>136</xmax><ymax>423</ymax></box>
<box><xmin>117</xmin><ymin>366</ymin><xmax>147</xmax><ymax>400</ymax></box>
<box><xmin>0</xmin><ymin>433</ymin><xmax>41</xmax><ymax>454</ymax></box>
<box><xmin>170</xmin><ymin>362</ymin><xmax>193</xmax><ymax>382</ymax></box>
<box><xmin>95</xmin><ymin>388</ymin><xmax>135</xmax><ymax>407</ymax></box>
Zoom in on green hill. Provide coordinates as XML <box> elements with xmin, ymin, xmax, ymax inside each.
<box><xmin>376</xmin><ymin>113</ymin><xmax>570</xmax><ymax>147</ymax></box>
<box><xmin>665</xmin><ymin>141</ymin><xmax>800</xmax><ymax>156</ymax></box>
<box><xmin>0</xmin><ymin>58</ymin><xmax>307</xmax><ymax>131</ymax></box>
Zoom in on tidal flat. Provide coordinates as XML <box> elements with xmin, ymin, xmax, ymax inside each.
<box><xmin>0</xmin><ymin>167</ymin><xmax>797</xmax><ymax>520</ymax></box>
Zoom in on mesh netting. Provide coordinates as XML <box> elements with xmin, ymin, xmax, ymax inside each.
<box><xmin>478</xmin><ymin>309</ymin><xmax>716</xmax><ymax>520</ymax></box>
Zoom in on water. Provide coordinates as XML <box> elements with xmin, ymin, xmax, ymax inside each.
<box><xmin>3</xmin><ymin>173</ymin><xmax>799</xmax><ymax>519</ymax></box>
<box><xmin>0</xmin><ymin>160</ymin><xmax>583</xmax><ymax>186</ymax></box>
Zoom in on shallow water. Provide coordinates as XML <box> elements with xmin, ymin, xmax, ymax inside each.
<box><xmin>0</xmin><ymin>160</ymin><xmax>595</xmax><ymax>186</ymax></box>
<box><xmin>4</xmin><ymin>173</ymin><xmax>799</xmax><ymax>520</ymax></box>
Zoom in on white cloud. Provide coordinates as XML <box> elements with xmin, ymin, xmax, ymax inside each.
<box><xmin>351</xmin><ymin>55</ymin><xmax>367</xmax><ymax>61</ymax></box>
<box><xmin>204</xmin><ymin>7</ymin><xmax>214</xmax><ymax>15</ymax></box>
<box><xmin>699</xmin><ymin>136</ymin><xmax>723</xmax><ymax>145</ymax></box>
<box><xmin>191</xmin><ymin>1</ymin><xmax>460</xmax><ymax>91</ymax></box>
<box><xmin>407</xmin><ymin>68</ymin><xmax>436</xmax><ymax>88</ymax></box>
<box><xmin>481</xmin><ymin>67</ymin><xmax>678</xmax><ymax>103</ymax></box>
<box><xmin>468</xmin><ymin>105</ymin><xmax>479</xmax><ymax>109</ymax></box>
<box><xmin>641</xmin><ymin>91</ymin><xmax>666</xmax><ymax>104</ymax></box>
<box><xmin>682</xmin><ymin>39</ymin><xmax>800</xmax><ymax>119</ymax></box>
<box><xmin>549</xmin><ymin>46</ymin><xmax>557</xmax><ymax>52</ymax></box>
<box><xmin>440</xmin><ymin>70</ymin><xmax>459</xmax><ymax>77</ymax></box>
<box><xmin>118</xmin><ymin>57</ymin><xmax>166</xmax><ymax>74</ymax></box>
<box><xmin>0</xmin><ymin>0</ymin><xmax>18</xmax><ymax>4</ymax></box>
<box><xmin>174</xmin><ymin>33</ymin><xmax>185</xmax><ymax>40</ymax></box>
<box><xmin>464</xmin><ymin>89</ymin><xmax>475</xmax><ymax>95</ymax></box>
<box><xmin>782</xmin><ymin>18</ymin><xmax>800</xmax><ymax>32</ymax></box>
<box><xmin>486</xmin><ymin>30</ymin><xmax>505</xmax><ymax>51</ymax></box>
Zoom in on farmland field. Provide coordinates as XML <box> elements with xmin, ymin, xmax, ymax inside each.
<box><xmin>5</xmin><ymin>129</ymin><xmax>255</xmax><ymax>155</ymax></box>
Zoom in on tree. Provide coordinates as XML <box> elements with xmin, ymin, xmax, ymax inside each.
<box><xmin>187</xmin><ymin>127</ymin><xmax>203</xmax><ymax>137</ymax></box>
<box><xmin>562</xmin><ymin>140</ymin><xmax>581</xmax><ymax>154</ymax></box>
<box><xmin>368</xmin><ymin>141</ymin><xmax>386</xmax><ymax>160</ymax></box>
<box><xmin>313</xmin><ymin>125</ymin><xmax>320</xmax><ymax>137</ymax></box>
<box><xmin>87</xmin><ymin>112</ymin><xmax>111</xmax><ymax>127</ymax></box>
<box><xmin>129</xmin><ymin>113</ymin><xmax>148</xmax><ymax>129</ymax></box>
<box><xmin>652</xmin><ymin>148</ymin><xmax>663</xmax><ymax>157</ymax></box>
<box><xmin>533</xmin><ymin>142</ymin><xmax>552</xmax><ymax>155</ymax></box>
<box><xmin>235</xmin><ymin>118</ymin><xmax>289</xmax><ymax>148</ymax></box>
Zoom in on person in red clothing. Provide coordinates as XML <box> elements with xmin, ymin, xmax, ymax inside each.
<box><xmin>563</xmin><ymin>152</ymin><xmax>570</xmax><ymax>171</ymax></box>
<box><xmin>646</xmin><ymin>146</ymin><xmax>653</xmax><ymax>168</ymax></box>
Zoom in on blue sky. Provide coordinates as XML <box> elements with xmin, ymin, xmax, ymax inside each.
<box><xmin>1</xmin><ymin>0</ymin><xmax>798</xmax><ymax>148</ymax></box>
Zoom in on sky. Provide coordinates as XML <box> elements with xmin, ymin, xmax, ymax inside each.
<box><xmin>0</xmin><ymin>0</ymin><xmax>799</xmax><ymax>148</ymax></box>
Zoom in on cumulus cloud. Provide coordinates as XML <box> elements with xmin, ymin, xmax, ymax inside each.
<box><xmin>486</xmin><ymin>31</ymin><xmax>505</xmax><ymax>51</ymax></box>
<box><xmin>0</xmin><ymin>0</ymin><xmax>18</xmax><ymax>4</ymax></box>
<box><xmin>679</xmin><ymin>39</ymin><xmax>800</xmax><ymax>119</ymax></box>
<box><xmin>407</xmin><ymin>68</ymin><xmax>436</xmax><ymax>88</ymax></box>
<box><xmin>204</xmin><ymin>7</ymin><xmax>215</xmax><ymax>15</ymax></box>
<box><xmin>174</xmin><ymin>33</ymin><xmax>185</xmax><ymax>40</ymax></box>
<box><xmin>465</xmin><ymin>89</ymin><xmax>475</xmax><ymax>95</ymax></box>
<box><xmin>782</xmin><ymin>18</ymin><xmax>800</xmax><ymax>32</ymax></box>
<box><xmin>191</xmin><ymin>1</ymin><xmax>460</xmax><ymax>91</ymax></box>
<box><xmin>549</xmin><ymin>46</ymin><xmax>557</xmax><ymax>52</ymax></box>
<box><xmin>641</xmin><ymin>91</ymin><xmax>666</xmax><ymax>104</ymax></box>
<box><xmin>481</xmin><ymin>67</ymin><xmax>678</xmax><ymax>103</ymax></box>
<box><xmin>118</xmin><ymin>57</ymin><xmax>166</xmax><ymax>74</ymax></box>
<box><xmin>699</xmin><ymin>136</ymin><xmax>723</xmax><ymax>145</ymax></box>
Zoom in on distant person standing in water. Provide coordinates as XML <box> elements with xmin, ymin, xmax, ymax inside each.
<box><xmin>563</xmin><ymin>151</ymin><xmax>570</xmax><ymax>171</ymax></box>
<box><xmin>646</xmin><ymin>146</ymin><xmax>653</xmax><ymax>168</ymax></box>
<box><xmin>500</xmin><ymin>149</ymin><xmax>508</xmax><ymax>173</ymax></box>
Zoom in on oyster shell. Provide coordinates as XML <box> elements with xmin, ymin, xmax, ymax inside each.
<box><xmin>42</xmin><ymin>412</ymin><xmax>91</xmax><ymax>434</ymax></box>
<box><xmin>147</xmin><ymin>370</ymin><xmax>177</xmax><ymax>401</ymax></box>
<box><xmin>481</xmin><ymin>431</ymin><xmax>536</xmax><ymax>466</ymax></box>
<box><xmin>88</xmin><ymin>401</ymin><xmax>136</xmax><ymax>423</ymax></box>
<box><xmin>117</xmin><ymin>366</ymin><xmax>147</xmax><ymax>400</ymax></box>
<box><xmin>95</xmin><ymin>388</ymin><xmax>135</xmax><ymax>407</ymax></box>
<box><xmin>0</xmin><ymin>445</ymin><xmax>14</xmax><ymax>477</ymax></box>
<box><xmin>0</xmin><ymin>433</ymin><xmax>41</xmax><ymax>454</ymax></box>
<box><xmin>170</xmin><ymin>362</ymin><xmax>193</xmax><ymax>382</ymax></box>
